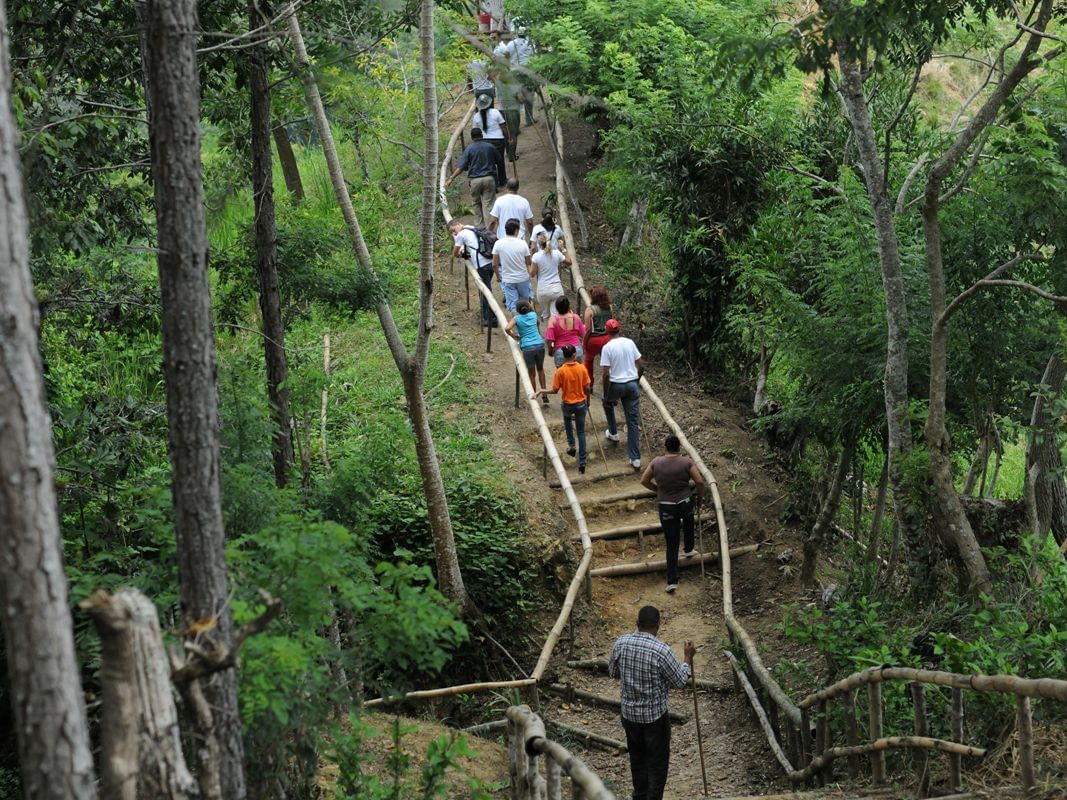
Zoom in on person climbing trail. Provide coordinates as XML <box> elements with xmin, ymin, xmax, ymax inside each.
<box><xmin>530</xmin><ymin>207</ymin><xmax>565</xmax><ymax>253</ymax></box>
<box><xmin>532</xmin><ymin>344</ymin><xmax>591</xmax><ymax>472</ymax></box>
<box><xmin>491</xmin><ymin>217</ymin><xmax>532</xmax><ymax>312</ymax></box>
<box><xmin>609</xmin><ymin>605</ymin><xmax>696</xmax><ymax>800</ymax></box>
<box><xmin>448</xmin><ymin>219</ymin><xmax>497</xmax><ymax>327</ymax></box>
<box><xmin>507</xmin><ymin>25</ymin><xmax>538</xmax><ymax>126</ymax></box>
<box><xmin>530</xmin><ymin>232</ymin><xmax>570</xmax><ymax>320</ymax></box>
<box><xmin>506</xmin><ymin>299</ymin><xmax>548</xmax><ymax>401</ymax></box>
<box><xmin>545</xmin><ymin>295</ymin><xmax>585</xmax><ymax>367</ymax></box>
<box><xmin>640</xmin><ymin>434</ymin><xmax>705</xmax><ymax>593</ymax></box>
<box><xmin>488</xmin><ymin>178</ymin><xmax>534</xmax><ymax>240</ymax></box>
<box><xmin>582</xmin><ymin>285</ymin><xmax>613</xmax><ymax>390</ymax></box>
<box><xmin>444</xmin><ymin>127</ymin><xmax>500</xmax><ymax>227</ymax></box>
<box><xmin>472</xmin><ymin>93</ymin><xmax>511</xmax><ymax>186</ymax></box>
<box><xmin>600</xmin><ymin>318</ymin><xmax>644</xmax><ymax>469</ymax></box>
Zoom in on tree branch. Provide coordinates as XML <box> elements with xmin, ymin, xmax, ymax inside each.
<box><xmin>939</xmin><ymin>251</ymin><xmax>1047</xmax><ymax>327</ymax></box>
<box><xmin>977</xmin><ymin>279</ymin><xmax>1067</xmax><ymax>308</ymax></box>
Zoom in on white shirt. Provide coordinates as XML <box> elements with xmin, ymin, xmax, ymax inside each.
<box><xmin>490</xmin><ymin>193</ymin><xmax>534</xmax><ymax>239</ymax></box>
<box><xmin>532</xmin><ymin>248</ymin><xmax>565</xmax><ymax>287</ymax></box>
<box><xmin>510</xmin><ymin>36</ymin><xmax>535</xmax><ymax>66</ymax></box>
<box><xmin>530</xmin><ymin>223</ymin><xmax>564</xmax><ymax>252</ymax></box>
<box><xmin>601</xmin><ymin>336</ymin><xmax>642</xmax><ymax>383</ymax></box>
<box><xmin>469</xmin><ymin>60</ymin><xmax>493</xmax><ymax>92</ymax></box>
<box><xmin>492</xmin><ymin>236</ymin><xmax>531</xmax><ymax>283</ymax></box>
<box><xmin>454</xmin><ymin>227</ymin><xmax>490</xmax><ymax>270</ymax></box>
<box><xmin>473</xmin><ymin>107</ymin><xmax>507</xmax><ymax>140</ymax></box>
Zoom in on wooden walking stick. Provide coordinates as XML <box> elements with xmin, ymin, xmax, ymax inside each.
<box><xmin>585</xmin><ymin>392</ymin><xmax>609</xmax><ymax>468</ymax></box>
<box><xmin>691</xmin><ymin>655</ymin><xmax>709</xmax><ymax>796</ymax></box>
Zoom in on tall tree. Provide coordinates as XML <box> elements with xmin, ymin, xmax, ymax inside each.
<box><xmin>285</xmin><ymin>1</ymin><xmax>473</xmax><ymax>612</ymax></box>
<box><xmin>0</xmin><ymin>0</ymin><xmax>97</xmax><ymax>795</ymax></box>
<box><xmin>249</xmin><ymin>0</ymin><xmax>294</xmax><ymax>488</ymax></box>
<box><xmin>141</xmin><ymin>0</ymin><xmax>246</xmax><ymax>795</ymax></box>
<box><xmin>1025</xmin><ymin>353</ymin><xmax>1067</xmax><ymax>544</ymax></box>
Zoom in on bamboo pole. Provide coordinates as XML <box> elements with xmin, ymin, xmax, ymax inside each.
<box><xmin>558</xmin><ymin>487</ymin><xmax>654</xmax><ymax>509</ymax></box>
<box><xmin>564</xmin><ymin>658</ymin><xmax>731</xmax><ymax>693</ymax></box>
<box><xmin>869</xmin><ymin>682</ymin><xmax>886</xmax><ymax>784</ymax></box>
<box><xmin>1017</xmin><ymin>695</ymin><xmax>1034</xmax><ymax>791</ymax></box>
<box><xmin>506</xmin><ymin>706</ymin><xmax>614</xmax><ymax>800</ymax></box>
<box><xmin>814</xmin><ymin>700</ymin><xmax>828</xmax><ymax>787</ymax></box>
<box><xmin>589</xmin><ymin>544</ymin><xmax>757</xmax><ymax>577</ymax></box>
<box><xmin>547</xmin><ymin>759</ymin><xmax>562</xmax><ymax>800</ymax></box>
<box><xmin>547</xmin><ymin>720</ymin><xmax>626</xmax><ymax>753</ymax></box>
<box><xmin>950</xmin><ymin>688</ymin><xmax>964</xmax><ymax>791</ymax></box>
<box><xmin>572</xmin><ymin>513</ymin><xmax>715</xmax><ymax>542</ymax></box>
<box><xmin>726</xmin><ymin>620</ymin><xmax>803</xmax><ymax>727</ymax></box>
<box><xmin>463</xmin><ymin>719</ymin><xmax>508</xmax><ymax>737</ymax></box>
<box><xmin>790</xmin><ymin>736</ymin><xmax>987</xmax><ymax>784</ymax></box>
<box><xmin>724</xmin><ymin>651</ymin><xmax>795</xmax><ymax>775</ymax></box>
<box><xmin>364</xmin><ymin>677</ymin><xmax>536</xmax><ymax>707</ymax></box>
<box><xmin>691</xmin><ymin>667</ymin><xmax>709</xmax><ymax>796</ymax></box>
<box><xmin>543</xmin><ymin>684</ymin><xmax>689</xmax><ymax>723</ymax></box>
<box><xmin>911</xmin><ymin>682</ymin><xmax>930</xmax><ymax>798</ymax></box>
<box><xmin>549</xmin><ymin>465</ymin><xmax>635</xmax><ymax>487</ymax></box>
<box><xmin>843</xmin><ymin>690</ymin><xmax>860</xmax><ymax>778</ymax></box>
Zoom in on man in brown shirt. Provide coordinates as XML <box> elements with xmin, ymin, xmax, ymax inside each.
<box><xmin>640</xmin><ymin>435</ymin><xmax>705</xmax><ymax>593</ymax></box>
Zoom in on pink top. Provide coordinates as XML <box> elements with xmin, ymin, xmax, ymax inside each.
<box><xmin>546</xmin><ymin>312</ymin><xmax>586</xmax><ymax>349</ymax></box>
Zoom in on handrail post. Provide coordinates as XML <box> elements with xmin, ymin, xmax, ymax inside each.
<box><xmin>1017</xmin><ymin>695</ymin><xmax>1034</xmax><ymax>791</ymax></box>
<box><xmin>911</xmin><ymin>682</ymin><xmax>930</xmax><ymax>798</ymax></box>
<box><xmin>508</xmin><ymin>718</ymin><xmax>521</xmax><ymax>800</ymax></box>
<box><xmin>486</xmin><ymin>317</ymin><xmax>493</xmax><ymax>353</ymax></box>
<box><xmin>799</xmin><ymin>706</ymin><xmax>812</xmax><ymax>781</ymax></box>
<box><xmin>815</xmin><ymin>699</ymin><xmax>830</xmax><ymax>786</ymax></box>
<box><xmin>950</xmin><ymin>687</ymin><xmax>964</xmax><ymax>792</ymax></box>
<box><xmin>464</xmin><ymin>263</ymin><xmax>468</xmax><ymax>307</ymax></box>
<box><xmin>843</xmin><ymin>690</ymin><xmax>860</xmax><ymax>778</ymax></box>
<box><xmin>868</xmin><ymin>682</ymin><xmax>886</xmax><ymax>784</ymax></box>
<box><xmin>546</xmin><ymin>758</ymin><xmax>562</xmax><ymax>800</ymax></box>
<box><xmin>515</xmin><ymin>369</ymin><xmax>520</xmax><ymax>408</ymax></box>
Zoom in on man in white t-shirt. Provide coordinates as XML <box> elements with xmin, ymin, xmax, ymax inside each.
<box><xmin>488</xmin><ymin>178</ymin><xmax>534</xmax><ymax>240</ymax></box>
<box><xmin>600</xmin><ymin>318</ymin><xmax>645</xmax><ymax>469</ymax></box>
<box><xmin>450</xmin><ymin>219</ymin><xmax>497</xmax><ymax>327</ymax></box>
<box><xmin>491</xmin><ymin>218</ymin><xmax>533</xmax><ymax>311</ymax></box>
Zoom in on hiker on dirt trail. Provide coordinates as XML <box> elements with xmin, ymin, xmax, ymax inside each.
<box><xmin>495</xmin><ymin>72</ymin><xmax>524</xmax><ymax>161</ymax></box>
<box><xmin>507</xmin><ymin>299</ymin><xmax>549</xmax><ymax>401</ymax></box>
<box><xmin>641</xmin><ymin>434</ymin><xmax>705</xmax><ymax>594</ymax></box>
<box><xmin>488</xmin><ymin>178</ymin><xmax>534</xmax><ymax>241</ymax></box>
<box><xmin>545</xmin><ymin>295</ymin><xmax>585</xmax><ymax>367</ymax></box>
<box><xmin>608</xmin><ymin>605</ymin><xmax>695</xmax><ymax>800</ymax></box>
<box><xmin>467</xmin><ymin>58</ymin><xmax>495</xmax><ymax>105</ymax></box>
<box><xmin>472</xmin><ymin>93</ymin><xmax>511</xmax><ymax>186</ymax></box>
<box><xmin>449</xmin><ymin>219</ymin><xmax>497</xmax><ymax>327</ymax></box>
<box><xmin>532</xmin><ymin>344</ymin><xmax>591</xmax><ymax>472</ymax></box>
<box><xmin>507</xmin><ymin>26</ymin><xmax>538</xmax><ymax>126</ymax></box>
<box><xmin>530</xmin><ymin>207</ymin><xmax>565</xmax><ymax>253</ymax></box>
<box><xmin>530</xmin><ymin>232</ymin><xmax>570</xmax><ymax>320</ymax></box>
<box><xmin>582</xmin><ymin>285</ymin><xmax>613</xmax><ymax>390</ymax></box>
<box><xmin>492</xmin><ymin>217</ymin><xmax>532</xmax><ymax>312</ymax></box>
<box><xmin>600</xmin><ymin>318</ymin><xmax>645</xmax><ymax>469</ymax></box>
<box><xmin>445</xmin><ymin>128</ymin><xmax>501</xmax><ymax>228</ymax></box>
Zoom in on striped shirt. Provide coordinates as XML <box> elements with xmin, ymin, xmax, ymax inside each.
<box><xmin>608</xmin><ymin>631</ymin><xmax>691</xmax><ymax>723</ymax></box>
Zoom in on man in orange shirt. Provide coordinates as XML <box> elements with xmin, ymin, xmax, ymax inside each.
<box><xmin>533</xmin><ymin>345</ymin><xmax>591</xmax><ymax>473</ymax></box>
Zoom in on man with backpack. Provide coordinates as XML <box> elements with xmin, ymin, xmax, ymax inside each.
<box><xmin>445</xmin><ymin>127</ymin><xmax>502</xmax><ymax>227</ymax></box>
<box><xmin>449</xmin><ymin>219</ymin><xmax>498</xmax><ymax>327</ymax></box>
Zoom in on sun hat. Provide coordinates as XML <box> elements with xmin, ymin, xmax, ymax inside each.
<box><xmin>476</xmin><ymin>93</ymin><xmax>493</xmax><ymax>110</ymax></box>
<box><xmin>605</xmin><ymin>319</ymin><xmax>621</xmax><ymax>333</ymax></box>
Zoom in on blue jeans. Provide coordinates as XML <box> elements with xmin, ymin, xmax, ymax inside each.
<box><xmin>603</xmin><ymin>380</ymin><xmax>641</xmax><ymax>462</ymax></box>
<box><xmin>476</xmin><ymin>266</ymin><xmax>497</xmax><ymax>325</ymax></box>
<box><xmin>552</xmin><ymin>343</ymin><xmax>584</xmax><ymax>368</ymax></box>
<box><xmin>622</xmin><ymin>713</ymin><xmax>671</xmax><ymax>800</ymax></box>
<box><xmin>502</xmin><ymin>279</ymin><xmax>532</xmax><ymax>312</ymax></box>
<box><xmin>562</xmin><ymin>401</ymin><xmax>587</xmax><ymax>466</ymax></box>
<box><xmin>659</xmin><ymin>498</ymin><xmax>695</xmax><ymax>585</ymax></box>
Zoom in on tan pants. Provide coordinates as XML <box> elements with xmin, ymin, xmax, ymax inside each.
<box><xmin>469</xmin><ymin>175</ymin><xmax>497</xmax><ymax>227</ymax></box>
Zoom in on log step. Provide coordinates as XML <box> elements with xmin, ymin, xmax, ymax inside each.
<box><xmin>559</xmin><ymin>487</ymin><xmax>655</xmax><ymax>510</ymax></box>
<box><xmin>573</xmin><ymin>513</ymin><xmax>716</xmax><ymax>542</ymax></box>
<box><xmin>544</xmin><ymin>683</ymin><xmax>689</xmax><ymax>723</ymax></box>
<box><xmin>590</xmin><ymin>544</ymin><xmax>758</xmax><ymax>577</ymax></box>
<box><xmin>550</xmin><ymin>465</ymin><xmax>637</xmax><ymax>487</ymax></box>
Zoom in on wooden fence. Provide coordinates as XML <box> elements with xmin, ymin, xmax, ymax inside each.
<box><xmin>506</xmin><ymin>705</ymin><xmax>615</xmax><ymax>800</ymax></box>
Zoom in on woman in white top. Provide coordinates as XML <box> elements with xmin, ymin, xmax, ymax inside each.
<box><xmin>529</xmin><ymin>207</ymin><xmax>565</xmax><ymax>254</ymax></box>
<box><xmin>473</xmin><ymin>93</ymin><xmax>511</xmax><ymax>186</ymax></box>
<box><xmin>529</xmin><ymin>233</ymin><xmax>571</xmax><ymax>320</ymax></box>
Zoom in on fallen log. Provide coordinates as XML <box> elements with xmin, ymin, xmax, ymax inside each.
<box><xmin>548</xmin><ymin>720</ymin><xmax>627</xmax><ymax>753</ymax></box>
<box><xmin>544</xmin><ymin>684</ymin><xmax>689</xmax><ymax>723</ymax></box>
<box><xmin>590</xmin><ymin>544</ymin><xmax>758</xmax><ymax>577</ymax></box>
<box><xmin>565</xmin><ymin>659</ymin><xmax>731</xmax><ymax>692</ymax></box>
<box><xmin>462</xmin><ymin>719</ymin><xmax>507</xmax><ymax>737</ymax></box>
<box><xmin>573</xmin><ymin>513</ymin><xmax>715</xmax><ymax>542</ymax></box>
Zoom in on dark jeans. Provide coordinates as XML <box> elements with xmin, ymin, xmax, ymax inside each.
<box><xmin>562</xmin><ymin>400</ymin><xmax>587</xmax><ymax>466</ymax></box>
<box><xmin>622</xmin><ymin>713</ymin><xmax>671</xmax><ymax>800</ymax></box>
<box><xmin>659</xmin><ymin>498</ymin><xmax>695</xmax><ymax>585</ymax></box>
<box><xmin>488</xmin><ymin>137</ymin><xmax>508</xmax><ymax>185</ymax></box>
<box><xmin>476</xmin><ymin>265</ymin><xmax>497</xmax><ymax>325</ymax></box>
<box><xmin>603</xmin><ymin>379</ymin><xmax>641</xmax><ymax>462</ymax></box>
<box><xmin>502</xmin><ymin>108</ymin><xmax>520</xmax><ymax>159</ymax></box>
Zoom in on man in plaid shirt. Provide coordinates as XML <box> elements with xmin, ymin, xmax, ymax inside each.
<box><xmin>608</xmin><ymin>605</ymin><xmax>696</xmax><ymax>800</ymax></box>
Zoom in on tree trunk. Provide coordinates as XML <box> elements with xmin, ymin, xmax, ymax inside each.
<box><xmin>0</xmin><ymin>3</ymin><xmax>97</xmax><ymax>793</ymax></box>
<box><xmin>836</xmin><ymin>57</ymin><xmax>924</xmax><ymax>574</ymax></box>
<box><xmin>272</xmin><ymin>123</ymin><xmax>304</xmax><ymax>202</ymax></box>
<box><xmin>963</xmin><ymin>416</ymin><xmax>991</xmax><ymax>496</ymax></box>
<box><xmin>801</xmin><ymin>435</ymin><xmax>855</xmax><ymax>586</ymax></box>
<box><xmin>250</xmin><ymin>0</ymin><xmax>293</xmax><ymax>488</ymax></box>
<box><xmin>284</xmin><ymin>4</ymin><xmax>473</xmax><ymax>612</ymax></box>
<box><xmin>1025</xmin><ymin>354</ymin><xmax>1067</xmax><ymax>544</ymax></box>
<box><xmin>865</xmin><ymin>456</ymin><xmax>890</xmax><ymax>565</ymax></box>
<box><xmin>141</xmin><ymin>1</ymin><xmax>245</xmax><ymax>796</ymax></box>
<box><xmin>82</xmin><ymin>590</ymin><xmax>199</xmax><ymax>800</ymax></box>
<box><xmin>753</xmin><ymin>344</ymin><xmax>773</xmax><ymax>414</ymax></box>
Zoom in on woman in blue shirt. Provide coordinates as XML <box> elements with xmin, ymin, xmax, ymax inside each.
<box><xmin>506</xmin><ymin>299</ymin><xmax>549</xmax><ymax>404</ymax></box>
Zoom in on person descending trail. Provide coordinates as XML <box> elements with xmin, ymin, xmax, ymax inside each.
<box><xmin>600</xmin><ymin>318</ymin><xmax>644</xmax><ymax>469</ymax></box>
<box><xmin>495</xmin><ymin>70</ymin><xmax>524</xmax><ymax>162</ymax></box>
<box><xmin>488</xmin><ymin>178</ymin><xmax>534</xmax><ymax>240</ymax></box>
<box><xmin>444</xmin><ymin>127</ymin><xmax>501</xmax><ymax>227</ymax></box>
<box><xmin>492</xmin><ymin>217</ymin><xmax>532</xmax><ymax>312</ymax></box>
<box><xmin>641</xmin><ymin>434</ymin><xmax>705</xmax><ymax>593</ymax></box>
<box><xmin>507</xmin><ymin>299</ymin><xmax>549</xmax><ymax>402</ymax></box>
<box><xmin>545</xmin><ymin>295</ymin><xmax>585</xmax><ymax>367</ymax></box>
<box><xmin>583</xmin><ymin>285</ymin><xmax>613</xmax><ymax>390</ymax></box>
<box><xmin>507</xmin><ymin>25</ymin><xmax>538</xmax><ymax>126</ymax></box>
<box><xmin>533</xmin><ymin>344</ymin><xmax>591</xmax><ymax>472</ymax></box>
<box><xmin>609</xmin><ymin>605</ymin><xmax>696</xmax><ymax>800</ymax></box>
<box><xmin>530</xmin><ymin>232</ymin><xmax>570</xmax><ymax>320</ymax></box>
<box><xmin>449</xmin><ymin>219</ymin><xmax>497</xmax><ymax>327</ymax></box>
<box><xmin>472</xmin><ymin>93</ymin><xmax>511</xmax><ymax>186</ymax></box>
<box><xmin>530</xmin><ymin>207</ymin><xmax>565</xmax><ymax>253</ymax></box>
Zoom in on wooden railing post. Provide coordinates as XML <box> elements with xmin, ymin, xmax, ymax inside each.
<box><xmin>486</xmin><ymin>318</ymin><xmax>493</xmax><ymax>353</ymax></box>
<box><xmin>868</xmin><ymin>682</ymin><xmax>886</xmax><ymax>784</ymax></box>
<box><xmin>514</xmin><ymin>369</ymin><xmax>520</xmax><ymax>407</ymax></box>
<box><xmin>799</xmin><ymin>706</ymin><xmax>812</xmax><ymax>777</ymax></box>
<box><xmin>1017</xmin><ymin>695</ymin><xmax>1034</xmax><ymax>791</ymax></box>
<box><xmin>843</xmin><ymin>689</ymin><xmax>860</xmax><ymax>778</ymax></box>
<box><xmin>546</xmin><ymin>759</ymin><xmax>562</xmax><ymax>800</ymax></box>
<box><xmin>816</xmin><ymin>699</ymin><xmax>831</xmax><ymax>785</ymax></box>
<box><xmin>950</xmin><ymin>687</ymin><xmax>964</xmax><ymax>792</ymax></box>
<box><xmin>463</xmin><ymin>263</ymin><xmax>468</xmax><ymax>306</ymax></box>
<box><xmin>911</xmin><ymin>682</ymin><xmax>930</xmax><ymax>798</ymax></box>
<box><xmin>508</xmin><ymin>718</ymin><xmax>521</xmax><ymax>800</ymax></box>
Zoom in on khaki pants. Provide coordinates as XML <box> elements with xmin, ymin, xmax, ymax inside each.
<box><xmin>469</xmin><ymin>175</ymin><xmax>497</xmax><ymax>228</ymax></box>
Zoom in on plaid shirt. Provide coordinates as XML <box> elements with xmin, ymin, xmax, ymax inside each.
<box><xmin>608</xmin><ymin>631</ymin><xmax>691</xmax><ymax>723</ymax></box>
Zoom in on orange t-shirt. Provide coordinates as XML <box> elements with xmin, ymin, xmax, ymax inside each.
<box><xmin>553</xmin><ymin>361</ymin><xmax>591</xmax><ymax>405</ymax></box>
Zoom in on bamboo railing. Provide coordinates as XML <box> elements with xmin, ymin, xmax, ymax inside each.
<box><xmin>506</xmin><ymin>705</ymin><xmax>615</xmax><ymax>799</ymax></box>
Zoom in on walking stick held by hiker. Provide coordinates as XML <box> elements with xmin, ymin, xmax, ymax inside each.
<box><xmin>688</xmin><ymin>641</ymin><xmax>709</xmax><ymax>796</ymax></box>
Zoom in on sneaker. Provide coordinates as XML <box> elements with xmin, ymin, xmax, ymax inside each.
<box><xmin>665</xmin><ymin>584</ymin><xmax>678</xmax><ymax>594</ymax></box>
<box><xmin>542</xmin><ymin>394</ymin><xmax>550</xmax><ymax>406</ymax></box>
<box><xmin>604</xmin><ymin>429</ymin><xmax>620</xmax><ymax>442</ymax></box>
<box><xmin>630</xmin><ymin>459</ymin><xmax>641</xmax><ymax>469</ymax></box>
<box><xmin>684</xmin><ymin>549</ymin><xmax>698</xmax><ymax>558</ymax></box>
<box><xmin>566</xmin><ymin>446</ymin><xmax>576</xmax><ymax>457</ymax></box>
<box><xmin>578</xmin><ymin>464</ymin><xmax>586</xmax><ymax>474</ymax></box>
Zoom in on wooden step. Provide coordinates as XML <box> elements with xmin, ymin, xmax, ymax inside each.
<box><xmin>572</xmin><ymin>513</ymin><xmax>717</xmax><ymax>542</ymax></box>
<box><xmin>590</xmin><ymin>543</ymin><xmax>758</xmax><ymax>577</ymax></box>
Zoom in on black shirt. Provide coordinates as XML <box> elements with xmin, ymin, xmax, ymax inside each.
<box><xmin>457</xmin><ymin>140</ymin><xmax>499</xmax><ymax>179</ymax></box>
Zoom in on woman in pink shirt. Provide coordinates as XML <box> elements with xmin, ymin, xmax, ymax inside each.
<box><xmin>545</xmin><ymin>295</ymin><xmax>586</xmax><ymax>368</ymax></box>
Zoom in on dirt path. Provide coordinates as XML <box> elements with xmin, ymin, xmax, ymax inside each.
<box><xmin>435</xmin><ymin>99</ymin><xmax>808</xmax><ymax>798</ymax></box>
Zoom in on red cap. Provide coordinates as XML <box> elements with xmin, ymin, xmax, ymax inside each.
<box><xmin>605</xmin><ymin>318</ymin><xmax>621</xmax><ymax>333</ymax></box>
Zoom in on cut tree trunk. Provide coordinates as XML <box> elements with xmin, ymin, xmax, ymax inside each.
<box><xmin>0</xmin><ymin>4</ymin><xmax>97</xmax><ymax>792</ymax></box>
<box><xmin>142</xmin><ymin>0</ymin><xmax>245</xmax><ymax>795</ymax></box>
<box><xmin>802</xmin><ymin>436</ymin><xmax>855</xmax><ymax>586</ymax></box>
<box><xmin>250</xmin><ymin>0</ymin><xmax>293</xmax><ymax>488</ymax></box>
<box><xmin>1025</xmin><ymin>354</ymin><xmax>1067</xmax><ymax>544</ymax></box>
<box><xmin>272</xmin><ymin>123</ymin><xmax>304</xmax><ymax>202</ymax></box>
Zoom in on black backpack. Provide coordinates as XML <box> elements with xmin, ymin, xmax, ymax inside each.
<box><xmin>465</xmin><ymin>225</ymin><xmax>497</xmax><ymax>260</ymax></box>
